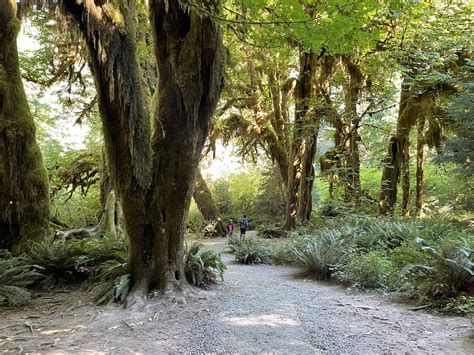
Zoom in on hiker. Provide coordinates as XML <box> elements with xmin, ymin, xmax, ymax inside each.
<box><xmin>239</xmin><ymin>215</ymin><xmax>249</xmax><ymax>236</ymax></box>
<box><xmin>226</xmin><ymin>219</ymin><xmax>234</xmax><ymax>237</ymax></box>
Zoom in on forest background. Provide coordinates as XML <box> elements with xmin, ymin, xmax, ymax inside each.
<box><xmin>0</xmin><ymin>0</ymin><xmax>472</xmax><ymax>315</ymax></box>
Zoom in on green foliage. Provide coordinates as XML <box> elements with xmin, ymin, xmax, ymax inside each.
<box><xmin>0</xmin><ymin>252</ymin><xmax>42</xmax><ymax>307</ymax></box>
<box><xmin>212</xmin><ymin>168</ymin><xmax>264</xmax><ymax>222</ymax></box>
<box><xmin>184</xmin><ymin>243</ymin><xmax>226</xmax><ymax>287</ymax></box>
<box><xmin>271</xmin><ymin>216</ymin><xmax>473</xmax><ymax>314</ymax></box>
<box><xmin>187</xmin><ymin>201</ymin><xmax>207</xmax><ymax>234</ymax></box>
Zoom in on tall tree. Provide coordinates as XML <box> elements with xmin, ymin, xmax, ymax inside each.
<box><xmin>56</xmin><ymin>0</ymin><xmax>224</xmax><ymax>304</ymax></box>
<box><xmin>0</xmin><ymin>0</ymin><xmax>50</xmax><ymax>251</ymax></box>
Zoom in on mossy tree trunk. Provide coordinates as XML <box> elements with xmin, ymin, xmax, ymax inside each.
<box><xmin>193</xmin><ymin>167</ymin><xmax>226</xmax><ymax>236</ymax></box>
<box><xmin>0</xmin><ymin>1</ymin><xmax>50</xmax><ymax>251</ymax></box>
<box><xmin>343</xmin><ymin>57</ymin><xmax>364</xmax><ymax>206</ymax></box>
<box><xmin>63</xmin><ymin>0</ymin><xmax>224</xmax><ymax>303</ymax></box>
<box><xmin>379</xmin><ymin>81</ymin><xmax>420</xmax><ymax>215</ymax></box>
<box><xmin>415</xmin><ymin>115</ymin><xmax>426</xmax><ymax>216</ymax></box>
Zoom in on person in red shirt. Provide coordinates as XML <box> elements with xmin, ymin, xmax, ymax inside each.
<box><xmin>226</xmin><ymin>219</ymin><xmax>234</xmax><ymax>237</ymax></box>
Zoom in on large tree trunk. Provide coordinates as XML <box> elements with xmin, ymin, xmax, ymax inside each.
<box><xmin>148</xmin><ymin>0</ymin><xmax>224</xmax><ymax>300</ymax></box>
<box><xmin>0</xmin><ymin>1</ymin><xmax>50</xmax><ymax>251</ymax></box>
<box><xmin>285</xmin><ymin>50</ymin><xmax>315</xmax><ymax>229</ymax></box>
<box><xmin>193</xmin><ymin>168</ymin><xmax>226</xmax><ymax>236</ymax></box>
<box><xmin>63</xmin><ymin>0</ymin><xmax>224</xmax><ymax>303</ymax></box>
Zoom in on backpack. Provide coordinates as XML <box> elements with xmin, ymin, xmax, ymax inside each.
<box><xmin>240</xmin><ymin>218</ymin><xmax>248</xmax><ymax>229</ymax></box>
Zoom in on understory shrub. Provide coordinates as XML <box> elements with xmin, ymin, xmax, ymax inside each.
<box><xmin>334</xmin><ymin>251</ymin><xmax>398</xmax><ymax>291</ymax></box>
<box><xmin>185</xmin><ymin>243</ymin><xmax>226</xmax><ymax>287</ymax></box>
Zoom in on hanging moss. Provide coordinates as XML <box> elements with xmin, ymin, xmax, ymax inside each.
<box><xmin>0</xmin><ymin>1</ymin><xmax>50</xmax><ymax>251</ymax></box>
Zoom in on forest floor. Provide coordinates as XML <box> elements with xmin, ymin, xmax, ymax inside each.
<box><xmin>0</xmin><ymin>235</ymin><xmax>472</xmax><ymax>353</ymax></box>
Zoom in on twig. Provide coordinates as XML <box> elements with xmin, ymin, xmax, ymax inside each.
<box><xmin>24</xmin><ymin>322</ymin><xmax>34</xmax><ymax>335</ymax></box>
<box><xmin>121</xmin><ymin>320</ymin><xmax>134</xmax><ymax>330</ymax></box>
<box><xmin>409</xmin><ymin>304</ymin><xmax>432</xmax><ymax>311</ymax></box>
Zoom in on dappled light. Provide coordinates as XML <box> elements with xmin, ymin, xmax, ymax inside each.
<box><xmin>227</xmin><ymin>314</ymin><xmax>299</xmax><ymax>327</ymax></box>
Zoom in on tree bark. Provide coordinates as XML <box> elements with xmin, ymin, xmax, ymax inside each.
<box><xmin>193</xmin><ymin>167</ymin><xmax>226</xmax><ymax>236</ymax></box>
<box><xmin>401</xmin><ymin>142</ymin><xmax>411</xmax><ymax>216</ymax></box>
<box><xmin>0</xmin><ymin>1</ymin><xmax>50</xmax><ymax>251</ymax></box>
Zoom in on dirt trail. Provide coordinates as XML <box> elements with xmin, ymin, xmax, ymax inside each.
<box><xmin>0</xmin><ymin>236</ymin><xmax>472</xmax><ymax>353</ymax></box>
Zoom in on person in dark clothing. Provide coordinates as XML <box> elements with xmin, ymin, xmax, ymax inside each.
<box><xmin>239</xmin><ymin>215</ymin><xmax>249</xmax><ymax>236</ymax></box>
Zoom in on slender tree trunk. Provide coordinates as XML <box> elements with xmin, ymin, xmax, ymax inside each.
<box><xmin>0</xmin><ymin>1</ymin><xmax>50</xmax><ymax>251</ymax></box>
<box><xmin>297</xmin><ymin>116</ymin><xmax>320</xmax><ymax>221</ymax></box>
<box><xmin>343</xmin><ymin>57</ymin><xmax>363</xmax><ymax>206</ymax></box>
<box><xmin>285</xmin><ymin>50</ymin><xmax>315</xmax><ymax>229</ymax></box>
<box><xmin>401</xmin><ymin>142</ymin><xmax>411</xmax><ymax>216</ymax></box>
<box><xmin>416</xmin><ymin>115</ymin><xmax>426</xmax><ymax>216</ymax></box>
<box><xmin>193</xmin><ymin>168</ymin><xmax>226</xmax><ymax>236</ymax></box>
<box><xmin>379</xmin><ymin>80</ymin><xmax>417</xmax><ymax>215</ymax></box>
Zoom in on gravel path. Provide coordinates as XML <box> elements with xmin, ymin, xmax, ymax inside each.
<box><xmin>181</xmin><ymin>237</ymin><xmax>473</xmax><ymax>353</ymax></box>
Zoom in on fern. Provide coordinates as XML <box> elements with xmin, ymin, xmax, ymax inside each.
<box><xmin>234</xmin><ymin>237</ymin><xmax>272</xmax><ymax>265</ymax></box>
<box><xmin>0</xmin><ymin>255</ymin><xmax>42</xmax><ymax>306</ymax></box>
<box><xmin>24</xmin><ymin>239</ymin><xmax>80</xmax><ymax>283</ymax></box>
<box><xmin>293</xmin><ymin>233</ymin><xmax>346</xmax><ymax>280</ymax></box>
<box><xmin>185</xmin><ymin>243</ymin><xmax>226</xmax><ymax>287</ymax></box>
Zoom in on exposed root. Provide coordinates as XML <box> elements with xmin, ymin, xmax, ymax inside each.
<box><xmin>162</xmin><ymin>271</ymin><xmax>189</xmax><ymax>304</ymax></box>
<box><xmin>124</xmin><ymin>289</ymin><xmax>148</xmax><ymax>311</ymax></box>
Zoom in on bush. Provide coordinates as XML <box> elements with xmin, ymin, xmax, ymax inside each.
<box><xmin>334</xmin><ymin>251</ymin><xmax>398</xmax><ymax>291</ymax></box>
<box><xmin>293</xmin><ymin>231</ymin><xmax>346</xmax><ymax>280</ymax></box>
<box><xmin>185</xmin><ymin>243</ymin><xmax>226</xmax><ymax>287</ymax></box>
<box><xmin>0</xmin><ymin>253</ymin><xmax>42</xmax><ymax>306</ymax></box>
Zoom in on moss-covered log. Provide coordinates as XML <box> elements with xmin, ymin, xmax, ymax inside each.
<box><xmin>0</xmin><ymin>0</ymin><xmax>50</xmax><ymax>251</ymax></box>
